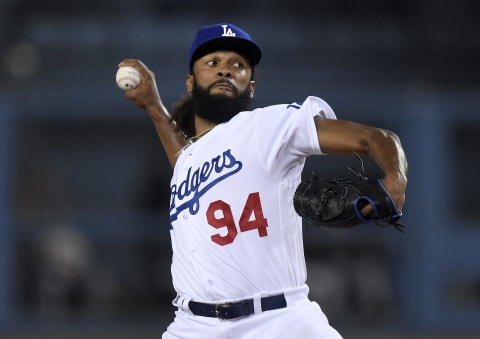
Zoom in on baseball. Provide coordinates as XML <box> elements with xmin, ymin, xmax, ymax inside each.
<box><xmin>116</xmin><ymin>66</ymin><xmax>141</xmax><ymax>90</ymax></box>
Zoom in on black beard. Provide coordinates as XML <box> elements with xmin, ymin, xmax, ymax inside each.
<box><xmin>170</xmin><ymin>79</ymin><xmax>253</xmax><ymax>138</ymax></box>
<box><xmin>191</xmin><ymin>80</ymin><xmax>252</xmax><ymax>124</ymax></box>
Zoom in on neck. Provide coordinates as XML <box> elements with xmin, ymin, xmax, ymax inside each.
<box><xmin>189</xmin><ymin>116</ymin><xmax>216</xmax><ymax>143</ymax></box>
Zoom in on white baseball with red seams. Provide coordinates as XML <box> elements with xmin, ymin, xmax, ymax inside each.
<box><xmin>116</xmin><ymin>66</ymin><xmax>141</xmax><ymax>90</ymax></box>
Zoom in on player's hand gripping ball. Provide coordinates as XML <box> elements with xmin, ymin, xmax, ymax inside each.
<box><xmin>116</xmin><ymin>66</ymin><xmax>141</xmax><ymax>90</ymax></box>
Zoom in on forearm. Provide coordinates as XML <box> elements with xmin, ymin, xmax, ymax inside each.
<box><xmin>365</xmin><ymin>128</ymin><xmax>408</xmax><ymax>181</ymax></box>
<box><xmin>146</xmin><ymin>103</ymin><xmax>187</xmax><ymax>167</ymax></box>
<box><xmin>316</xmin><ymin>118</ymin><xmax>408</xmax><ymax>210</ymax></box>
<box><xmin>362</xmin><ymin>127</ymin><xmax>408</xmax><ymax>211</ymax></box>
<box><xmin>118</xmin><ymin>59</ymin><xmax>187</xmax><ymax>167</ymax></box>
<box><xmin>316</xmin><ymin>118</ymin><xmax>408</xmax><ymax>179</ymax></box>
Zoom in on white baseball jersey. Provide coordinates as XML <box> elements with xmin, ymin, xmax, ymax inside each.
<box><xmin>168</xmin><ymin>96</ymin><xmax>337</xmax><ymax>303</ymax></box>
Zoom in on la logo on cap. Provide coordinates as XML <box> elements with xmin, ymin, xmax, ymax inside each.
<box><xmin>221</xmin><ymin>24</ymin><xmax>236</xmax><ymax>37</ymax></box>
<box><xmin>188</xmin><ymin>23</ymin><xmax>262</xmax><ymax>68</ymax></box>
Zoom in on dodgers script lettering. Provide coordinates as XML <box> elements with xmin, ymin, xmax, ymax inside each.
<box><xmin>170</xmin><ymin>149</ymin><xmax>242</xmax><ymax>221</ymax></box>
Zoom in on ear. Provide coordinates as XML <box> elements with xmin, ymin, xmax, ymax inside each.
<box><xmin>186</xmin><ymin>74</ymin><xmax>194</xmax><ymax>93</ymax></box>
<box><xmin>249</xmin><ymin>81</ymin><xmax>256</xmax><ymax>98</ymax></box>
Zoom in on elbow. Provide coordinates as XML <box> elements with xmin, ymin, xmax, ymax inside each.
<box><xmin>385</xmin><ymin>129</ymin><xmax>409</xmax><ymax>177</ymax></box>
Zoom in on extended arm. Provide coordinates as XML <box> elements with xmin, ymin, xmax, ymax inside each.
<box><xmin>118</xmin><ymin>59</ymin><xmax>187</xmax><ymax>167</ymax></box>
<box><xmin>315</xmin><ymin>117</ymin><xmax>408</xmax><ymax>213</ymax></box>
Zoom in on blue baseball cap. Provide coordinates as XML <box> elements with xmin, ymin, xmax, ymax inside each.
<box><xmin>188</xmin><ymin>23</ymin><xmax>262</xmax><ymax>70</ymax></box>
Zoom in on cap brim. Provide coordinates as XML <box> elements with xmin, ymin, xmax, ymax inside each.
<box><xmin>190</xmin><ymin>37</ymin><xmax>262</xmax><ymax>69</ymax></box>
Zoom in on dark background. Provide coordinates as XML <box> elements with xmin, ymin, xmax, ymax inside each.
<box><xmin>0</xmin><ymin>0</ymin><xmax>479</xmax><ymax>338</ymax></box>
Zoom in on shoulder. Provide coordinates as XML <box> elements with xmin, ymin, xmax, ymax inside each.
<box><xmin>252</xmin><ymin>96</ymin><xmax>336</xmax><ymax>119</ymax></box>
<box><xmin>230</xmin><ymin>96</ymin><xmax>336</xmax><ymax>124</ymax></box>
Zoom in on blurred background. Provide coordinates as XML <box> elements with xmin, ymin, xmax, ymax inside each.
<box><xmin>0</xmin><ymin>0</ymin><xmax>479</xmax><ymax>338</ymax></box>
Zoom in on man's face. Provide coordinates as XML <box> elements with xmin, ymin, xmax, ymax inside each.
<box><xmin>187</xmin><ymin>50</ymin><xmax>255</xmax><ymax>97</ymax></box>
<box><xmin>185</xmin><ymin>50</ymin><xmax>256</xmax><ymax>124</ymax></box>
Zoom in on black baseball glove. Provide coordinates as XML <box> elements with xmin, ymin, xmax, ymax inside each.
<box><xmin>293</xmin><ymin>154</ymin><xmax>404</xmax><ymax>232</ymax></box>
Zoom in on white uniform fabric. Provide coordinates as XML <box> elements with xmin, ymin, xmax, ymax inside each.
<box><xmin>165</xmin><ymin>286</ymin><xmax>341</xmax><ymax>339</ymax></box>
<box><xmin>164</xmin><ymin>96</ymin><xmax>342</xmax><ymax>338</ymax></box>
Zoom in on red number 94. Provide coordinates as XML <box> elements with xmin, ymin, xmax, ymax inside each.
<box><xmin>206</xmin><ymin>192</ymin><xmax>269</xmax><ymax>246</ymax></box>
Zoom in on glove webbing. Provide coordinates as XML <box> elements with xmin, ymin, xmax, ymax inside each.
<box><xmin>349</xmin><ymin>153</ymin><xmax>405</xmax><ymax>233</ymax></box>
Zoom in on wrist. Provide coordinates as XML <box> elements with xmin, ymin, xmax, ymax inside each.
<box><xmin>146</xmin><ymin>102</ymin><xmax>171</xmax><ymax>122</ymax></box>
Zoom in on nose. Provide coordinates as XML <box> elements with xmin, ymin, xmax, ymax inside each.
<box><xmin>217</xmin><ymin>66</ymin><xmax>232</xmax><ymax>78</ymax></box>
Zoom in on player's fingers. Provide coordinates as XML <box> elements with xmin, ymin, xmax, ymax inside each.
<box><xmin>118</xmin><ymin>58</ymin><xmax>140</xmax><ymax>67</ymax></box>
<box><xmin>360</xmin><ymin>204</ymin><xmax>375</xmax><ymax>218</ymax></box>
<box><xmin>118</xmin><ymin>59</ymin><xmax>154</xmax><ymax>77</ymax></box>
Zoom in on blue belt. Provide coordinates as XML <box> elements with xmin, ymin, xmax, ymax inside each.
<box><xmin>188</xmin><ymin>293</ymin><xmax>287</xmax><ymax>320</ymax></box>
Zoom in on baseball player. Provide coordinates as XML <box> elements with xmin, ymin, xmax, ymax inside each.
<box><xmin>119</xmin><ymin>23</ymin><xmax>408</xmax><ymax>339</ymax></box>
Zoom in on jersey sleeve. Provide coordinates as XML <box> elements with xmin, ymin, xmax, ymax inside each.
<box><xmin>254</xmin><ymin>96</ymin><xmax>337</xmax><ymax>178</ymax></box>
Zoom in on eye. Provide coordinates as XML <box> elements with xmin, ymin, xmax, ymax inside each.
<box><xmin>206</xmin><ymin>60</ymin><xmax>217</xmax><ymax>66</ymax></box>
<box><xmin>232</xmin><ymin>61</ymin><xmax>243</xmax><ymax>68</ymax></box>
